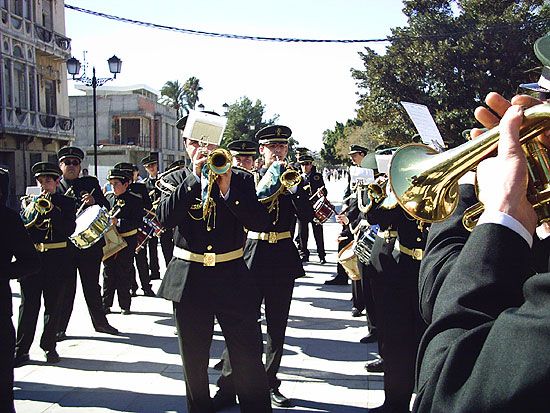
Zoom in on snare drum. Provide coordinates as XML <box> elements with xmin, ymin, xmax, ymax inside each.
<box><xmin>313</xmin><ymin>196</ymin><xmax>335</xmax><ymax>224</ymax></box>
<box><xmin>70</xmin><ymin>205</ymin><xmax>110</xmax><ymax>249</ymax></box>
<box><xmin>338</xmin><ymin>241</ymin><xmax>361</xmax><ymax>281</ymax></box>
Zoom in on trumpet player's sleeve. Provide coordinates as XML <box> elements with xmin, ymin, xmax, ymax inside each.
<box><xmin>414</xmin><ymin>223</ymin><xmax>549</xmax><ymax>413</ymax></box>
<box><xmin>0</xmin><ymin>207</ymin><xmax>40</xmax><ymax>281</ymax></box>
<box><xmin>157</xmin><ymin>169</ymin><xmax>201</xmax><ymax>230</ymax></box>
<box><xmin>418</xmin><ymin>183</ymin><xmax>477</xmax><ymax>325</ymax></box>
<box><xmin>223</xmin><ymin>170</ymin><xmax>271</xmax><ymax>232</ymax></box>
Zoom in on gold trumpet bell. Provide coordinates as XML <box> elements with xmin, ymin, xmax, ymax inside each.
<box><xmin>389</xmin><ymin>143</ymin><xmax>459</xmax><ymax>222</ymax></box>
<box><xmin>390</xmin><ymin>103</ymin><xmax>550</xmax><ymax>225</ymax></box>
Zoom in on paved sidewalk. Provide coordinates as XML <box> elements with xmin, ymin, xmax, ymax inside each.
<box><xmin>12</xmin><ymin>180</ymin><xmax>385</xmax><ymax>412</ymax></box>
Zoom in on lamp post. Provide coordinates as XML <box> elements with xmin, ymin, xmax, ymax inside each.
<box><xmin>66</xmin><ymin>55</ymin><xmax>122</xmax><ymax>176</ymax></box>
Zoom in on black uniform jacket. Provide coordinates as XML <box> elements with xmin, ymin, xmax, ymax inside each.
<box><xmin>27</xmin><ymin>193</ymin><xmax>76</xmax><ymax>247</ymax></box>
<box><xmin>364</xmin><ymin>199</ymin><xmax>398</xmax><ymax>276</ymax></box>
<box><xmin>1</xmin><ymin>206</ymin><xmax>40</xmax><ymax>317</ymax></box>
<box><xmin>129</xmin><ymin>181</ymin><xmax>152</xmax><ymax>210</ymax></box>
<box><xmin>143</xmin><ymin>175</ymin><xmax>160</xmax><ymax>206</ymax></box>
<box><xmin>244</xmin><ymin>170</ymin><xmax>314</xmax><ymax>280</ymax></box>
<box><xmin>105</xmin><ymin>191</ymin><xmax>144</xmax><ymax>235</ymax></box>
<box><xmin>367</xmin><ymin>198</ymin><xmax>426</xmax><ymax>273</ymax></box>
<box><xmin>302</xmin><ymin>169</ymin><xmax>326</xmax><ymax>199</ymax></box>
<box><xmin>156</xmin><ymin>167</ymin><xmax>272</xmax><ymax>302</ymax></box>
<box><xmin>414</xmin><ymin>222</ymin><xmax>550</xmax><ymax>412</ymax></box>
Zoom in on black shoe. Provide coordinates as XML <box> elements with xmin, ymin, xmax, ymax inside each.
<box><xmin>143</xmin><ymin>289</ymin><xmax>156</xmax><ymax>297</ymax></box>
<box><xmin>95</xmin><ymin>324</ymin><xmax>119</xmax><ymax>335</ymax></box>
<box><xmin>150</xmin><ymin>273</ymin><xmax>161</xmax><ymax>280</ymax></box>
<box><xmin>351</xmin><ymin>307</ymin><xmax>364</xmax><ymax>317</ymax></box>
<box><xmin>270</xmin><ymin>388</ymin><xmax>291</xmax><ymax>407</ymax></box>
<box><xmin>324</xmin><ymin>277</ymin><xmax>348</xmax><ymax>285</ymax></box>
<box><xmin>301</xmin><ymin>255</ymin><xmax>309</xmax><ymax>263</ymax></box>
<box><xmin>103</xmin><ymin>306</ymin><xmax>112</xmax><ymax>314</ymax></box>
<box><xmin>365</xmin><ymin>358</ymin><xmax>384</xmax><ymax>373</ymax></box>
<box><xmin>45</xmin><ymin>350</ymin><xmax>60</xmax><ymax>364</ymax></box>
<box><xmin>212</xmin><ymin>390</ymin><xmax>237</xmax><ymax>411</ymax></box>
<box><xmin>319</xmin><ymin>257</ymin><xmax>327</xmax><ymax>264</ymax></box>
<box><xmin>56</xmin><ymin>331</ymin><xmax>67</xmax><ymax>342</ymax></box>
<box><xmin>130</xmin><ymin>289</ymin><xmax>138</xmax><ymax>297</ymax></box>
<box><xmin>121</xmin><ymin>309</ymin><xmax>131</xmax><ymax>315</ymax></box>
<box><xmin>14</xmin><ymin>353</ymin><xmax>30</xmax><ymax>368</ymax></box>
<box><xmin>360</xmin><ymin>330</ymin><xmax>378</xmax><ymax>344</ymax></box>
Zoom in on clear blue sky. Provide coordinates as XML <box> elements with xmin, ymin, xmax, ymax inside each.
<box><xmin>65</xmin><ymin>0</ymin><xmax>409</xmax><ymax>150</ymax></box>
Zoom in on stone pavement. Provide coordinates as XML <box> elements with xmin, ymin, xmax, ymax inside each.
<box><xmin>11</xmin><ymin>178</ymin><xmax>386</xmax><ymax>412</ymax></box>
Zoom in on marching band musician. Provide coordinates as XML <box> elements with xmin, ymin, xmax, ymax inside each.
<box><xmin>296</xmin><ymin>153</ymin><xmax>327</xmax><ymax>264</ymax></box>
<box><xmin>102</xmin><ymin>168</ymin><xmax>144</xmax><ymax>315</ymax></box>
<box><xmin>214</xmin><ymin>125</ymin><xmax>314</xmax><ymax>410</ymax></box>
<box><xmin>365</xmin><ymin>148</ymin><xmax>428</xmax><ymax>413</ymax></box>
<box><xmin>55</xmin><ymin>146</ymin><xmax>119</xmax><ymax>339</ymax></box>
<box><xmin>156</xmin><ymin>111</ymin><xmax>273</xmax><ymax>413</ymax></box>
<box><xmin>329</xmin><ymin>144</ymin><xmax>368</xmax><ymax>286</ymax></box>
<box><xmin>14</xmin><ymin>162</ymin><xmax>76</xmax><ymax>366</ymax></box>
<box><xmin>1</xmin><ymin>168</ymin><xmax>39</xmax><ymax>413</ymax></box>
<box><xmin>228</xmin><ymin>139</ymin><xmax>258</xmax><ymax>172</ymax></box>
<box><xmin>113</xmin><ymin>162</ymin><xmax>155</xmax><ymax>297</ymax></box>
<box><xmin>141</xmin><ymin>154</ymin><xmax>172</xmax><ymax>277</ymax></box>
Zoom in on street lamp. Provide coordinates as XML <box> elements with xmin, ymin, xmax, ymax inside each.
<box><xmin>67</xmin><ymin>55</ymin><xmax>122</xmax><ymax>176</ymax></box>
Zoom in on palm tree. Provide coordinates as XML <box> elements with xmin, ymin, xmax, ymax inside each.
<box><xmin>183</xmin><ymin>77</ymin><xmax>203</xmax><ymax>110</ymax></box>
<box><xmin>160</xmin><ymin>80</ymin><xmax>187</xmax><ymax>118</ymax></box>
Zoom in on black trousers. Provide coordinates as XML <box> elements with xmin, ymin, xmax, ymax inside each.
<box><xmin>351</xmin><ymin>279</ymin><xmax>366</xmax><ymax>312</ymax></box>
<box><xmin>218</xmin><ymin>277</ymin><xmax>295</xmax><ymax>392</ymax></box>
<box><xmin>103</xmin><ymin>237</ymin><xmax>136</xmax><ymax>311</ymax></box>
<box><xmin>160</xmin><ymin>230</ymin><xmax>174</xmax><ymax>266</ymax></box>
<box><xmin>174</xmin><ymin>264</ymin><xmax>271</xmax><ymax>413</ymax></box>
<box><xmin>146</xmin><ymin>235</ymin><xmax>161</xmax><ymax>279</ymax></box>
<box><xmin>58</xmin><ymin>243</ymin><xmax>109</xmax><ymax>332</ymax></box>
<box><xmin>0</xmin><ymin>315</ymin><xmax>15</xmax><ymax>413</ymax></box>
<box><xmin>381</xmin><ymin>260</ymin><xmax>424</xmax><ymax>410</ymax></box>
<box><xmin>358</xmin><ymin>262</ymin><xmax>377</xmax><ymax>330</ymax></box>
<box><xmin>133</xmin><ymin>245</ymin><xmax>152</xmax><ymax>292</ymax></box>
<box><xmin>16</xmin><ymin>250</ymin><xmax>66</xmax><ymax>355</ymax></box>
<box><xmin>297</xmin><ymin>219</ymin><xmax>325</xmax><ymax>259</ymax></box>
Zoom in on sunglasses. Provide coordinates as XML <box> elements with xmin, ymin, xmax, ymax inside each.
<box><xmin>62</xmin><ymin>159</ymin><xmax>80</xmax><ymax>166</ymax></box>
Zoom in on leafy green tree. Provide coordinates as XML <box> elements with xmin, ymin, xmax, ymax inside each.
<box><xmin>183</xmin><ymin>76</ymin><xmax>203</xmax><ymax>110</ymax></box>
<box><xmin>221</xmin><ymin>96</ymin><xmax>279</xmax><ymax>147</ymax></box>
<box><xmin>352</xmin><ymin>0</ymin><xmax>549</xmax><ymax>147</ymax></box>
<box><xmin>159</xmin><ymin>80</ymin><xmax>187</xmax><ymax>119</ymax></box>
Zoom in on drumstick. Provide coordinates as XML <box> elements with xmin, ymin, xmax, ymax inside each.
<box><xmin>76</xmin><ymin>188</ymin><xmax>95</xmax><ymax>215</ymax></box>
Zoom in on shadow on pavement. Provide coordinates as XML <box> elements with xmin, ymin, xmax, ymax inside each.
<box><xmin>15</xmin><ymin>381</ymin><xmax>188</xmax><ymax>412</ymax></box>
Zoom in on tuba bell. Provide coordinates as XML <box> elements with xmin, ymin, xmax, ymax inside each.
<box><xmin>389</xmin><ymin>103</ymin><xmax>550</xmax><ymax>227</ymax></box>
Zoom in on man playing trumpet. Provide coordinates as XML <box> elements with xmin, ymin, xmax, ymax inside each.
<box><xmin>156</xmin><ymin>111</ymin><xmax>273</xmax><ymax>413</ymax></box>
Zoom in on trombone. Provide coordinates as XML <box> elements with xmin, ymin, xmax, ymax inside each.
<box><xmin>389</xmin><ymin>103</ymin><xmax>550</xmax><ymax>229</ymax></box>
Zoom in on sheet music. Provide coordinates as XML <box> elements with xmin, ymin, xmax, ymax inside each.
<box><xmin>350</xmin><ymin>166</ymin><xmax>374</xmax><ymax>184</ymax></box>
<box><xmin>401</xmin><ymin>101</ymin><xmax>445</xmax><ymax>150</ymax></box>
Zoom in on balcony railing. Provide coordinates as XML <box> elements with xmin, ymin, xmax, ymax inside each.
<box><xmin>1</xmin><ymin>106</ymin><xmax>74</xmax><ymax>140</ymax></box>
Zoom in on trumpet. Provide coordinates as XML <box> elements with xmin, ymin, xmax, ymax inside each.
<box><xmin>20</xmin><ymin>192</ymin><xmax>53</xmax><ymax>229</ymax></box>
<box><xmin>356</xmin><ymin>176</ymin><xmax>398</xmax><ymax>214</ymax></box>
<box><xmin>389</xmin><ymin>103</ymin><xmax>550</xmax><ymax>228</ymax></box>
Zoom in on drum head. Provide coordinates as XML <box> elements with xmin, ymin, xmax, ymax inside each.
<box><xmin>72</xmin><ymin>205</ymin><xmax>102</xmax><ymax>237</ymax></box>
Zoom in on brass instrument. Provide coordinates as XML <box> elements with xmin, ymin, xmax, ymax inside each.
<box><xmin>202</xmin><ymin>148</ymin><xmax>232</xmax><ymax>222</ymax></box>
<box><xmin>20</xmin><ymin>192</ymin><xmax>53</xmax><ymax>229</ymax></box>
<box><xmin>356</xmin><ymin>176</ymin><xmax>397</xmax><ymax>214</ymax></box>
<box><xmin>389</xmin><ymin>103</ymin><xmax>550</xmax><ymax>228</ymax></box>
<box><xmin>256</xmin><ymin>161</ymin><xmax>302</xmax><ymax>212</ymax></box>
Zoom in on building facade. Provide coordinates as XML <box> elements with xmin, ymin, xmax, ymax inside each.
<box><xmin>0</xmin><ymin>0</ymin><xmax>73</xmax><ymax>207</ymax></box>
<box><xmin>70</xmin><ymin>84</ymin><xmax>183</xmax><ymax>184</ymax></box>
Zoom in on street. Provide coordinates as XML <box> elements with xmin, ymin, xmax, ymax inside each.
<box><xmin>11</xmin><ymin>178</ymin><xmax>385</xmax><ymax>412</ymax></box>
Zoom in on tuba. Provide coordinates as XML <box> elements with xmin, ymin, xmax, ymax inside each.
<box><xmin>389</xmin><ymin>103</ymin><xmax>550</xmax><ymax>228</ymax></box>
<box><xmin>20</xmin><ymin>192</ymin><xmax>53</xmax><ymax>229</ymax></box>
